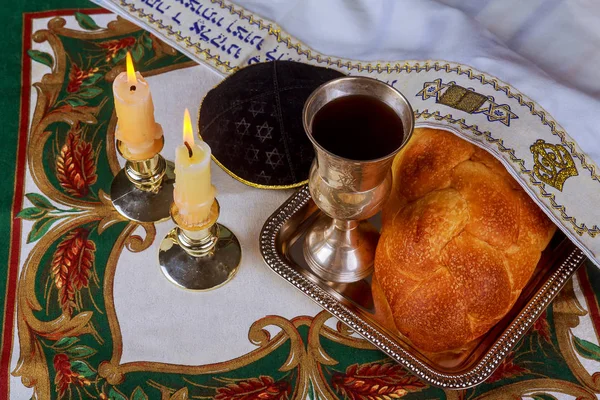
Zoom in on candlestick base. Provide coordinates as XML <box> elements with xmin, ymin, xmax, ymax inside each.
<box><xmin>158</xmin><ymin>201</ymin><xmax>242</xmax><ymax>291</ymax></box>
<box><xmin>110</xmin><ymin>154</ymin><xmax>175</xmax><ymax>223</ymax></box>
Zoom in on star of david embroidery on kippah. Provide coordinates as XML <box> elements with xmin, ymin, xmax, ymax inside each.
<box><xmin>256</xmin><ymin>170</ymin><xmax>272</xmax><ymax>183</ymax></box>
<box><xmin>265</xmin><ymin>148</ymin><xmax>284</xmax><ymax>169</ymax></box>
<box><xmin>416</xmin><ymin>78</ymin><xmax>449</xmax><ymax>101</ymax></box>
<box><xmin>237</xmin><ymin>165</ymin><xmax>249</xmax><ymax>178</ymax></box>
<box><xmin>249</xmin><ymin>101</ymin><xmax>266</xmax><ymax>117</ymax></box>
<box><xmin>235</xmin><ymin>118</ymin><xmax>251</xmax><ymax>136</ymax></box>
<box><xmin>256</xmin><ymin>121</ymin><xmax>273</xmax><ymax>142</ymax></box>
<box><xmin>244</xmin><ymin>144</ymin><xmax>260</xmax><ymax>164</ymax></box>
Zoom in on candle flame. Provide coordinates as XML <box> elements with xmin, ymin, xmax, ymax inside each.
<box><xmin>183</xmin><ymin>108</ymin><xmax>195</xmax><ymax>147</ymax></box>
<box><xmin>126</xmin><ymin>52</ymin><xmax>137</xmax><ymax>85</ymax></box>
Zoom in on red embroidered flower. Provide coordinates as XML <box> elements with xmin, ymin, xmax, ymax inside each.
<box><xmin>56</xmin><ymin>127</ymin><xmax>98</xmax><ymax>198</ymax></box>
<box><xmin>215</xmin><ymin>376</ymin><xmax>290</xmax><ymax>400</ymax></box>
<box><xmin>331</xmin><ymin>362</ymin><xmax>426</xmax><ymax>400</ymax></box>
<box><xmin>98</xmin><ymin>36</ymin><xmax>136</xmax><ymax>61</ymax></box>
<box><xmin>67</xmin><ymin>63</ymin><xmax>99</xmax><ymax>93</ymax></box>
<box><xmin>53</xmin><ymin>354</ymin><xmax>91</xmax><ymax>397</ymax></box>
<box><xmin>51</xmin><ymin>228</ymin><xmax>96</xmax><ymax>315</ymax></box>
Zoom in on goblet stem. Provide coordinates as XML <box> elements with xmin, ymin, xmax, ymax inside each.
<box><xmin>303</xmin><ymin>214</ymin><xmax>379</xmax><ymax>283</ymax></box>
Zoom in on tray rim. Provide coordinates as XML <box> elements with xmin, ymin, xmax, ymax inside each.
<box><xmin>259</xmin><ymin>185</ymin><xmax>587</xmax><ymax>389</ymax></box>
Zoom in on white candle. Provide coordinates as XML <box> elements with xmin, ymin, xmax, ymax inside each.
<box><xmin>174</xmin><ymin>109</ymin><xmax>215</xmax><ymax>226</ymax></box>
<box><xmin>113</xmin><ymin>52</ymin><xmax>163</xmax><ymax>160</ymax></box>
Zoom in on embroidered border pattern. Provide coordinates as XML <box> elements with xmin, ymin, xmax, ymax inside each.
<box><xmin>417</xmin><ymin>79</ymin><xmax>518</xmax><ymax>126</ymax></box>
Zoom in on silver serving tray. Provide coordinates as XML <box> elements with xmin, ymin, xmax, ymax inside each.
<box><xmin>259</xmin><ymin>185</ymin><xmax>587</xmax><ymax>389</ymax></box>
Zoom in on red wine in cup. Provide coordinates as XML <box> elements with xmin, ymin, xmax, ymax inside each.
<box><xmin>311</xmin><ymin>95</ymin><xmax>404</xmax><ymax>161</ymax></box>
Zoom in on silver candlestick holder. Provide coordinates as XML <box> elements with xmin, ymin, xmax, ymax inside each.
<box><xmin>110</xmin><ymin>138</ymin><xmax>175</xmax><ymax>223</ymax></box>
<box><xmin>158</xmin><ymin>199</ymin><xmax>242</xmax><ymax>291</ymax></box>
<box><xmin>302</xmin><ymin>77</ymin><xmax>414</xmax><ymax>283</ymax></box>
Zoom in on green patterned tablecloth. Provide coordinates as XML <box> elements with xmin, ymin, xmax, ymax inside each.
<box><xmin>3</xmin><ymin>3</ymin><xmax>600</xmax><ymax>399</ymax></box>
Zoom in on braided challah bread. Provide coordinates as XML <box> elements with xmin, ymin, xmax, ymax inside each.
<box><xmin>374</xmin><ymin>128</ymin><xmax>556</xmax><ymax>352</ymax></box>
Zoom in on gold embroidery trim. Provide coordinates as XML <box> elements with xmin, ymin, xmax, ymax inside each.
<box><xmin>211</xmin><ymin>155</ymin><xmax>307</xmax><ymax>190</ymax></box>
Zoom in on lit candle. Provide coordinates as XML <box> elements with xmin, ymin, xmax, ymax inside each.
<box><xmin>113</xmin><ymin>52</ymin><xmax>163</xmax><ymax>160</ymax></box>
<box><xmin>174</xmin><ymin>109</ymin><xmax>215</xmax><ymax>226</ymax></box>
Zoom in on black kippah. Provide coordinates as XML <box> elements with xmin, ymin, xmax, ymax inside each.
<box><xmin>199</xmin><ymin>60</ymin><xmax>344</xmax><ymax>189</ymax></box>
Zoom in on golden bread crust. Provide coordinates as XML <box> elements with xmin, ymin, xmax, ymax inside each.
<box><xmin>374</xmin><ymin>128</ymin><xmax>556</xmax><ymax>352</ymax></box>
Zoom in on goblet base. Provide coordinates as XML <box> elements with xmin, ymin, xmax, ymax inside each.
<box><xmin>303</xmin><ymin>213</ymin><xmax>379</xmax><ymax>283</ymax></box>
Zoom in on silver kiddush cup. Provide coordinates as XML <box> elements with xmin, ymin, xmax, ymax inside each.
<box><xmin>302</xmin><ymin>77</ymin><xmax>414</xmax><ymax>283</ymax></box>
